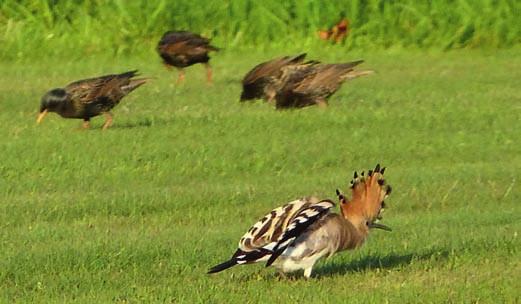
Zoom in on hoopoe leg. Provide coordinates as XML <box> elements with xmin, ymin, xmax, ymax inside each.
<box><xmin>101</xmin><ymin>112</ymin><xmax>113</xmax><ymax>130</ymax></box>
<box><xmin>275</xmin><ymin>269</ymin><xmax>288</xmax><ymax>281</ymax></box>
<box><xmin>82</xmin><ymin>119</ymin><xmax>91</xmax><ymax>129</ymax></box>
<box><xmin>176</xmin><ymin>68</ymin><xmax>185</xmax><ymax>84</ymax></box>
<box><xmin>303</xmin><ymin>267</ymin><xmax>313</xmax><ymax>279</ymax></box>
<box><xmin>205</xmin><ymin>63</ymin><xmax>213</xmax><ymax>84</ymax></box>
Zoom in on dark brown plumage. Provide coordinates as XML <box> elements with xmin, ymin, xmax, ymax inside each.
<box><xmin>157</xmin><ymin>31</ymin><xmax>219</xmax><ymax>84</ymax></box>
<box><xmin>274</xmin><ymin>60</ymin><xmax>374</xmax><ymax>109</ymax></box>
<box><xmin>37</xmin><ymin>70</ymin><xmax>147</xmax><ymax>130</ymax></box>
<box><xmin>240</xmin><ymin>53</ymin><xmax>307</xmax><ymax>102</ymax></box>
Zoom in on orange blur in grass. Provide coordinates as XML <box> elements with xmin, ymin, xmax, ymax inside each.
<box><xmin>318</xmin><ymin>18</ymin><xmax>349</xmax><ymax>43</ymax></box>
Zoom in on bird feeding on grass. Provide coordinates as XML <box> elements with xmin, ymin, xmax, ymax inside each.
<box><xmin>274</xmin><ymin>59</ymin><xmax>374</xmax><ymax>109</ymax></box>
<box><xmin>208</xmin><ymin>164</ymin><xmax>392</xmax><ymax>279</ymax></box>
<box><xmin>240</xmin><ymin>53</ymin><xmax>307</xmax><ymax>103</ymax></box>
<box><xmin>157</xmin><ymin>30</ymin><xmax>220</xmax><ymax>84</ymax></box>
<box><xmin>37</xmin><ymin>71</ymin><xmax>147</xmax><ymax>130</ymax></box>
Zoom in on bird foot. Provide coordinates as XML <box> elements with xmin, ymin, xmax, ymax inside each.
<box><xmin>82</xmin><ymin>121</ymin><xmax>91</xmax><ymax>129</ymax></box>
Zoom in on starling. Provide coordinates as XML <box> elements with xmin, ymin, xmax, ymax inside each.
<box><xmin>37</xmin><ymin>70</ymin><xmax>147</xmax><ymax>130</ymax></box>
<box><xmin>240</xmin><ymin>53</ymin><xmax>306</xmax><ymax>103</ymax></box>
<box><xmin>157</xmin><ymin>30</ymin><xmax>219</xmax><ymax>84</ymax></box>
<box><xmin>274</xmin><ymin>60</ymin><xmax>373</xmax><ymax>109</ymax></box>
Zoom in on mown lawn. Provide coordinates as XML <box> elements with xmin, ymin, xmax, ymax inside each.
<box><xmin>1</xmin><ymin>48</ymin><xmax>520</xmax><ymax>303</ymax></box>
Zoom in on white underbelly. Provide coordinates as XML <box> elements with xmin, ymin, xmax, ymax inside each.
<box><xmin>272</xmin><ymin>243</ymin><xmax>329</xmax><ymax>273</ymax></box>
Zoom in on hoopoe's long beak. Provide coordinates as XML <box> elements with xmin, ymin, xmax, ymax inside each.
<box><xmin>368</xmin><ymin>222</ymin><xmax>392</xmax><ymax>232</ymax></box>
<box><xmin>36</xmin><ymin>109</ymin><xmax>48</xmax><ymax>124</ymax></box>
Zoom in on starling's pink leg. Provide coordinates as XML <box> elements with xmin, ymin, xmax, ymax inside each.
<box><xmin>176</xmin><ymin>69</ymin><xmax>185</xmax><ymax>84</ymax></box>
<box><xmin>205</xmin><ymin>63</ymin><xmax>213</xmax><ymax>84</ymax></box>
<box><xmin>101</xmin><ymin>112</ymin><xmax>113</xmax><ymax>130</ymax></box>
<box><xmin>163</xmin><ymin>63</ymin><xmax>172</xmax><ymax>70</ymax></box>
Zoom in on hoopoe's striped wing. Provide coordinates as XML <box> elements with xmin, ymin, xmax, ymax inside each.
<box><xmin>265</xmin><ymin>199</ymin><xmax>335</xmax><ymax>266</ymax></box>
<box><xmin>208</xmin><ymin>197</ymin><xmax>320</xmax><ymax>273</ymax></box>
<box><xmin>239</xmin><ymin>197</ymin><xmax>322</xmax><ymax>251</ymax></box>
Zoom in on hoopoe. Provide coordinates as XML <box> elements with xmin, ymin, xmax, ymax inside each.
<box><xmin>208</xmin><ymin>164</ymin><xmax>392</xmax><ymax>278</ymax></box>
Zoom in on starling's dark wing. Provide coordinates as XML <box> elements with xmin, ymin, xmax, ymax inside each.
<box><xmin>182</xmin><ymin>33</ymin><xmax>218</xmax><ymax>51</ymax></box>
<box><xmin>240</xmin><ymin>54</ymin><xmax>307</xmax><ymax>101</ymax></box>
<box><xmin>65</xmin><ymin>75</ymin><xmax>111</xmax><ymax>105</ymax></box>
<box><xmin>95</xmin><ymin>70</ymin><xmax>142</xmax><ymax>99</ymax></box>
<box><xmin>292</xmin><ymin>61</ymin><xmax>364</xmax><ymax>96</ymax></box>
<box><xmin>65</xmin><ymin>71</ymin><xmax>140</xmax><ymax>105</ymax></box>
<box><xmin>159</xmin><ymin>31</ymin><xmax>210</xmax><ymax>46</ymax></box>
<box><xmin>242</xmin><ymin>54</ymin><xmax>307</xmax><ymax>86</ymax></box>
<box><xmin>273</xmin><ymin>62</ymin><xmax>322</xmax><ymax>108</ymax></box>
<box><xmin>265</xmin><ymin>199</ymin><xmax>335</xmax><ymax>266</ymax></box>
<box><xmin>158</xmin><ymin>31</ymin><xmax>218</xmax><ymax>56</ymax></box>
<box><xmin>208</xmin><ymin>197</ymin><xmax>330</xmax><ymax>273</ymax></box>
<box><xmin>65</xmin><ymin>70</ymin><xmax>145</xmax><ymax>105</ymax></box>
<box><xmin>278</xmin><ymin>61</ymin><xmax>320</xmax><ymax>88</ymax></box>
<box><xmin>275</xmin><ymin>60</ymin><xmax>373</xmax><ymax>108</ymax></box>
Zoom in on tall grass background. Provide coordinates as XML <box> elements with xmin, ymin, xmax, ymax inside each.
<box><xmin>1</xmin><ymin>0</ymin><xmax>520</xmax><ymax>61</ymax></box>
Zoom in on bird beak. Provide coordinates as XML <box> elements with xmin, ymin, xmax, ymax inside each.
<box><xmin>36</xmin><ymin>109</ymin><xmax>48</xmax><ymax>124</ymax></box>
<box><xmin>368</xmin><ymin>222</ymin><xmax>392</xmax><ymax>232</ymax></box>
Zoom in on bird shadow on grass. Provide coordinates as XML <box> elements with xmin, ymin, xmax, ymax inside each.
<box><xmin>238</xmin><ymin>249</ymin><xmax>450</xmax><ymax>282</ymax></box>
<box><xmin>110</xmin><ymin>117</ymin><xmax>176</xmax><ymax>129</ymax></box>
<box><xmin>315</xmin><ymin>249</ymin><xmax>449</xmax><ymax>277</ymax></box>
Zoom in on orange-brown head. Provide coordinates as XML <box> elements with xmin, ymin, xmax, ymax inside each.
<box><xmin>336</xmin><ymin>164</ymin><xmax>392</xmax><ymax>234</ymax></box>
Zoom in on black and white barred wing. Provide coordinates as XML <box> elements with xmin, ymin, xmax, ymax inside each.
<box><xmin>238</xmin><ymin>197</ymin><xmax>320</xmax><ymax>251</ymax></box>
<box><xmin>208</xmin><ymin>197</ymin><xmax>326</xmax><ymax>274</ymax></box>
<box><xmin>265</xmin><ymin>199</ymin><xmax>335</xmax><ymax>266</ymax></box>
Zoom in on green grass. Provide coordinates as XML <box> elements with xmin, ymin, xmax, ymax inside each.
<box><xmin>1</xmin><ymin>48</ymin><xmax>520</xmax><ymax>303</ymax></box>
<box><xmin>1</xmin><ymin>0</ymin><xmax>521</xmax><ymax>60</ymax></box>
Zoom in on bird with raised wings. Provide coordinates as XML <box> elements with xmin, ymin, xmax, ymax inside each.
<box><xmin>37</xmin><ymin>70</ymin><xmax>147</xmax><ymax>130</ymax></box>
<box><xmin>208</xmin><ymin>164</ymin><xmax>392</xmax><ymax>278</ymax></box>
<box><xmin>274</xmin><ymin>60</ymin><xmax>373</xmax><ymax>109</ymax></box>
<box><xmin>240</xmin><ymin>53</ymin><xmax>307</xmax><ymax>103</ymax></box>
<box><xmin>157</xmin><ymin>30</ymin><xmax>219</xmax><ymax>84</ymax></box>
